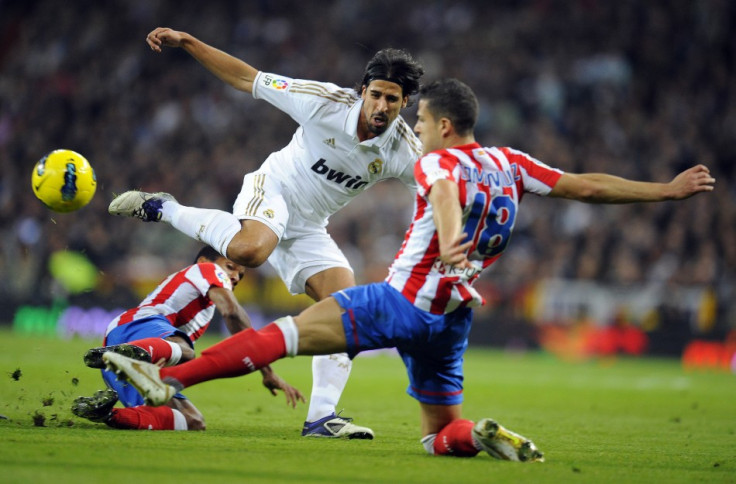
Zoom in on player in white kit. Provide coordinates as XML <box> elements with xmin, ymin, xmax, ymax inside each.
<box><xmin>109</xmin><ymin>27</ymin><xmax>425</xmax><ymax>438</ymax></box>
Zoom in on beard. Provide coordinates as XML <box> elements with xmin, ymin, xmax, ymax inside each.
<box><xmin>367</xmin><ymin>113</ymin><xmax>389</xmax><ymax>136</ymax></box>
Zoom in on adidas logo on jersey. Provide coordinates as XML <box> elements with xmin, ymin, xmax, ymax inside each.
<box><xmin>311</xmin><ymin>158</ymin><xmax>369</xmax><ymax>190</ymax></box>
<box><xmin>323</xmin><ymin>138</ymin><xmax>336</xmax><ymax>148</ymax></box>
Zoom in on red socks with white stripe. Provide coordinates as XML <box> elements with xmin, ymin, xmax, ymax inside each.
<box><xmin>128</xmin><ymin>337</ymin><xmax>181</xmax><ymax>366</ymax></box>
<box><xmin>432</xmin><ymin>419</ymin><xmax>480</xmax><ymax>457</ymax></box>
<box><xmin>159</xmin><ymin>322</ymin><xmax>288</xmax><ymax>389</ymax></box>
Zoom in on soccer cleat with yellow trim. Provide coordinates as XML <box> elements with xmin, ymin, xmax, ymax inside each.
<box><xmin>102</xmin><ymin>352</ymin><xmax>177</xmax><ymax>406</ymax></box>
<box><xmin>472</xmin><ymin>418</ymin><xmax>544</xmax><ymax>462</ymax></box>
<box><xmin>108</xmin><ymin>190</ymin><xmax>177</xmax><ymax>222</ymax></box>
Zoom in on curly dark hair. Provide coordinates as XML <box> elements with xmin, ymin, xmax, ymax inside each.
<box><xmin>357</xmin><ymin>48</ymin><xmax>424</xmax><ymax>98</ymax></box>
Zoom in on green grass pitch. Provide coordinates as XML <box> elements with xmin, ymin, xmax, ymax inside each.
<box><xmin>0</xmin><ymin>328</ymin><xmax>733</xmax><ymax>483</ymax></box>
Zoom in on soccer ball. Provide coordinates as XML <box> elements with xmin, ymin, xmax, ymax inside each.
<box><xmin>31</xmin><ymin>149</ymin><xmax>97</xmax><ymax>213</ymax></box>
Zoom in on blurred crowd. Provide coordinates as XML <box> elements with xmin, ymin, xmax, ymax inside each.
<box><xmin>1</xmin><ymin>1</ymin><xmax>734</xmax><ymax>339</ymax></box>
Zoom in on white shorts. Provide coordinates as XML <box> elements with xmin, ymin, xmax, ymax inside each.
<box><xmin>233</xmin><ymin>172</ymin><xmax>353</xmax><ymax>294</ymax></box>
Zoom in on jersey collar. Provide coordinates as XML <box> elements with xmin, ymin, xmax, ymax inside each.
<box><xmin>346</xmin><ymin>99</ymin><xmax>399</xmax><ymax>151</ymax></box>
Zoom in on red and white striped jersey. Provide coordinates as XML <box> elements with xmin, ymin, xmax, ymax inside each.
<box><xmin>387</xmin><ymin>143</ymin><xmax>563</xmax><ymax>314</ymax></box>
<box><xmin>105</xmin><ymin>262</ymin><xmax>233</xmax><ymax>341</ymax></box>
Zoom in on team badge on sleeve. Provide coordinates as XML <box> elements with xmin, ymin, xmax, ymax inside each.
<box><xmin>214</xmin><ymin>267</ymin><xmax>233</xmax><ymax>290</ymax></box>
<box><xmin>262</xmin><ymin>74</ymin><xmax>289</xmax><ymax>91</ymax></box>
<box><xmin>426</xmin><ymin>168</ymin><xmax>451</xmax><ymax>185</ymax></box>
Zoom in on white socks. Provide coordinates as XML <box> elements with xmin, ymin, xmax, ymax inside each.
<box><xmin>306</xmin><ymin>353</ymin><xmax>352</xmax><ymax>422</ymax></box>
<box><xmin>161</xmin><ymin>201</ymin><xmax>241</xmax><ymax>257</ymax></box>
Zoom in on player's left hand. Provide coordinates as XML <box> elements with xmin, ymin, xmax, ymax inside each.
<box><xmin>146</xmin><ymin>27</ymin><xmax>185</xmax><ymax>52</ymax></box>
<box><xmin>260</xmin><ymin>366</ymin><xmax>306</xmax><ymax>408</ymax></box>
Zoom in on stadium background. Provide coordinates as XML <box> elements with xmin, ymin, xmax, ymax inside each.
<box><xmin>1</xmin><ymin>0</ymin><xmax>734</xmax><ymax>365</ymax></box>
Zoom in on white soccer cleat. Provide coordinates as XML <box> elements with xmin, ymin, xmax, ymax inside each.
<box><xmin>102</xmin><ymin>352</ymin><xmax>177</xmax><ymax>406</ymax></box>
<box><xmin>108</xmin><ymin>190</ymin><xmax>177</xmax><ymax>222</ymax></box>
<box><xmin>301</xmin><ymin>412</ymin><xmax>375</xmax><ymax>439</ymax></box>
<box><xmin>472</xmin><ymin>418</ymin><xmax>544</xmax><ymax>462</ymax></box>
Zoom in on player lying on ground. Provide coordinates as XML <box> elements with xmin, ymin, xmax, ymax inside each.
<box><xmin>103</xmin><ymin>78</ymin><xmax>713</xmax><ymax>458</ymax></box>
<box><xmin>72</xmin><ymin>245</ymin><xmax>303</xmax><ymax>430</ymax></box>
<box><xmin>107</xmin><ymin>26</ymin><xmax>427</xmax><ymax>439</ymax></box>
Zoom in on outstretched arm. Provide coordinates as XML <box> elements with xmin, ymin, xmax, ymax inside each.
<box><xmin>549</xmin><ymin>164</ymin><xmax>715</xmax><ymax>203</ymax></box>
<box><xmin>208</xmin><ymin>286</ymin><xmax>305</xmax><ymax>407</ymax></box>
<box><xmin>146</xmin><ymin>27</ymin><xmax>258</xmax><ymax>93</ymax></box>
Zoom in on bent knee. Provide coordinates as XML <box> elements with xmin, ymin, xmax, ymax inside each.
<box><xmin>226</xmin><ymin>224</ymin><xmax>278</xmax><ymax>267</ymax></box>
<box><xmin>227</xmin><ymin>239</ymin><xmax>271</xmax><ymax>267</ymax></box>
<box><xmin>179</xmin><ymin>345</ymin><xmax>196</xmax><ymax>362</ymax></box>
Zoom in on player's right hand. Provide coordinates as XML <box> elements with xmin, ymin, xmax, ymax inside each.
<box><xmin>260</xmin><ymin>366</ymin><xmax>306</xmax><ymax>408</ymax></box>
<box><xmin>146</xmin><ymin>27</ymin><xmax>184</xmax><ymax>52</ymax></box>
<box><xmin>439</xmin><ymin>232</ymin><xmax>473</xmax><ymax>269</ymax></box>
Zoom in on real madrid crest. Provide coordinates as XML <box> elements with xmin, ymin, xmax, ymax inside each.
<box><xmin>368</xmin><ymin>158</ymin><xmax>383</xmax><ymax>175</ymax></box>
<box><xmin>263</xmin><ymin>209</ymin><xmax>275</xmax><ymax>219</ymax></box>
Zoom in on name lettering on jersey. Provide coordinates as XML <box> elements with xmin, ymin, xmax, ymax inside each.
<box><xmin>511</xmin><ymin>163</ymin><xmax>522</xmax><ymax>181</ymax></box>
<box><xmin>431</xmin><ymin>259</ymin><xmax>481</xmax><ymax>278</ymax></box>
<box><xmin>323</xmin><ymin>138</ymin><xmax>336</xmax><ymax>149</ymax></box>
<box><xmin>311</xmin><ymin>158</ymin><xmax>369</xmax><ymax>190</ymax></box>
<box><xmin>460</xmin><ymin>165</ymin><xmax>514</xmax><ymax>187</ymax></box>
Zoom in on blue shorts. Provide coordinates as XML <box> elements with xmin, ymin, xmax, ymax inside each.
<box><xmin>102</xmin><ymin>316</ymin><xmax>193</xmax><ymax>407</ymax></box>
<box><xmin>332</xmin><ymin>282</ymin><xmax>472</xmax><ymax>405</ymax></box>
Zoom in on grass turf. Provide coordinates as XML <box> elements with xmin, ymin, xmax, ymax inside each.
<box><xmin>0</xmin><ymin>328</ymin><xmax>733</xmax><ymax>483</ymax></box>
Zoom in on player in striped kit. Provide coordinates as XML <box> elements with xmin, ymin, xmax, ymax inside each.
<box><xmin>108</xmin><ymin>27</ymin><xmax>425</xmax><ymax>439</ymax></box>
<box><xmin>103</xmin><ymin>79</ymin><xmax>715</xmax><ymax>462</ymax></box>
<box><xmin>102</xmin><ymin>77</ymin><xmax>714</xmax><ymax>457</ymax></box>
<box><xmin>72</xmin><ymin>245</ymin><xmax>304</xmax><ymax>431</ymax></box>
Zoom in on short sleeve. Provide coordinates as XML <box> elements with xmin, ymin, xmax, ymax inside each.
<box><xmin>499</xmin><ymin>147</ymin><xmax>563</xmax><ymax>196</ymax></box>
<box><xmin>184</xmin><ymin>262</ymin><xmax>232</xmax><ymax>296</ymax></box>
<box><xmin>253</xmin><ymin>71</ymin><xmax>352</xmax><ymax>126</ymax></box>
<box><xmin>414</xmin><ymin>151</ymin><xmax>459</xmax><ymax>197</ymax></box>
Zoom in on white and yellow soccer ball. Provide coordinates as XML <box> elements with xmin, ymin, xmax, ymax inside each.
<box><xmin>31</xmin><ymin>149</ymin><xmax>97</xmax><ymax>213</ymax></box>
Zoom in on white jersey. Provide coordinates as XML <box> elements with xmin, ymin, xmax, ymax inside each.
<box><xmin>251</xmin><ymin>71</ymin><xmax>421</xmax><ymax>227</ymax></box>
